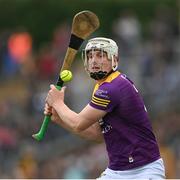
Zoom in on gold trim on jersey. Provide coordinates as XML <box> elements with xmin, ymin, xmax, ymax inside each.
<box><xmin>91</xmin><ymin>96</ymin><xmax>110</xmax><ymax>107</ymax></box>
<box><xmin>91</xmin><ymin>100</ymin><xmax>108</xmax><ymax>107</ymax></box>
<box><xmin>92</xmin><ymin>96</ymin><xmax>110</xmax><ymax>103</ymax></box>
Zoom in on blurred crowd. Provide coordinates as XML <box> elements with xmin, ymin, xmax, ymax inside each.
<box><xmin>0</xmin><ymin>5</ymin><xmax>179</xmax><ymax>179</ymax></box>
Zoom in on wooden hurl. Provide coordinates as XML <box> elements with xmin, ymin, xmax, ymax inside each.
<box><xmin>32</xmin><ymin>10</ymin><xmax>100</xmax><ymax>141</ymax></box>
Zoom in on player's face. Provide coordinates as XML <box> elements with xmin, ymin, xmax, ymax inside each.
<box><xmin>86</xmin><ymin>49</ymin><xmax>112</xmax><ymax>73</ymax></box>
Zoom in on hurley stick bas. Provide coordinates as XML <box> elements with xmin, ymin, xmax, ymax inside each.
<box><xmin>32</xmin><ymin>10</ymin><xmax>100</xmax><ymax>141</ymax></box>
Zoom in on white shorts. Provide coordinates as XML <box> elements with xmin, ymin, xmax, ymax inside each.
<box><xmin>97</xmin><ymin>158</ymin><xmax>165</xmax><ymax>179</ymax></box>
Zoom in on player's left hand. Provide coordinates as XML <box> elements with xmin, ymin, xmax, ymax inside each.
<box><xmin>46</xmin><ymin>84</ymin><xmax>66</xmax><ymax>107</ymax></box>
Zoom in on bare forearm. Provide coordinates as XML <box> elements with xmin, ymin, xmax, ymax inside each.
<box><xmin>52</xmin><ymin>103</ymin><xmax>103</xmax><ymax>142</ymax></box>
<box><xmin>54</xmin><ymin>115</ymin><xmax>103</xmax><ymax>142</ymax></box>
<box><xmin>51</xmin><ymin>100</ymin><xmax>105</xmax><ymax>142</ymax></box>
<box><xmin>53</xmin><ymin>101</ymin><xmax>100</xmax><ymax>133</ymax></box>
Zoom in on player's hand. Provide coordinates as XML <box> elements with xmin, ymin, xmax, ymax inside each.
<box><xmin>46</xmin><ymin>84</ymin><xmax>66</xmax><ymax>107</ymax></box>
<box><xmin>51</xmin><ymin>108</ymin><xmax>61</xmax><ymax>124</ymax></box>
<box><xmin>44</xmin><ymin>103</ymin><xmax>61</xmax><ymax>124</ymax></box>
<box><xmin>44</xmin><ymin>103</ymin><xmax>52</xmax><ymax>115</ymax></box>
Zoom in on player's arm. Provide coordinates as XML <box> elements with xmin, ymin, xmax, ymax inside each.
<box><xmin>46</xmin><ymin>85</ymin><xmax>107</xmax><ymax>133</ymax></box>
<box><xmin>58</xmin><ymin>116</ymin><xmax>103</xmax><ymax>142</ymax></box>
<box><xmin>44</xmin><ymin>103</ymin><xmax>104</xmax><ymax>142</ymax></box>
<box><xmin>54</xmin><ymin>101</ymin><xmax>106</xmax><ymax>131</ymax></box>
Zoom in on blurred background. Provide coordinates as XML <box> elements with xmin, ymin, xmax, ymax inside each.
<box><xmin>0</xmin><ymin>0</ymin><xmax>179</xmax><ymax>178</ymax></box>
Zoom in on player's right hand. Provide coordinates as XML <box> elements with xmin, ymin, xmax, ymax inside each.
<box><xmin>44</xmin><ymin>103</ymin><xmax>52</xmax><ymax>115</ymax></box>
<box><xmin>44</xmin><ymin>103</ymin><xmax>61</xmax><ymax>124</ymax></box>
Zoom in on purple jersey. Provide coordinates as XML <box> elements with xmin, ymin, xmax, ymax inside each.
<box><xmin>89</xmin><ymin>71</ymin><xmax>160</xmax><ymax>170</ymax></box>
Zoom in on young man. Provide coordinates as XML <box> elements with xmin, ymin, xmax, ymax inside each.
<box><xmin>45</xmin><ymin>37</ymin><xmax>165</xmax><ymax>179</ymax></box>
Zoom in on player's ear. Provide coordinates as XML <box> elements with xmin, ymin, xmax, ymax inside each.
<box><xmin>115</xmin><ymin>56</ymin><xmax>118</xmax><ymax>62</ymax></box>
<box><xmin>112</xmin><ymin>55</ymin><xmax>119</xmax><ymax>71</ymax></box>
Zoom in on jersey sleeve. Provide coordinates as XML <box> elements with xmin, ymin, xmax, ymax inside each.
<box><xmin>89</xmin><ymin>83</ymin><xmax>118</xmax><ymax>112</ymax></box>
